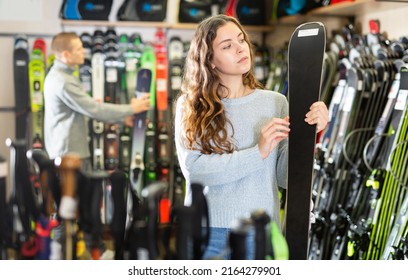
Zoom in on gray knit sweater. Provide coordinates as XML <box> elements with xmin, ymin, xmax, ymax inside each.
<box><xmin>174</xmin><ymin>89</ymin><xmax>288</xmax><ymax>229</ymax></box>
<box><xmin>44</xmin><ymin>59</ymin><xmax>133</xmax><ymax>159</ymax></box>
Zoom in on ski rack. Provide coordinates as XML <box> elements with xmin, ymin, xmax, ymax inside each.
<box><xmin>387</xmin><ymin>139</ymin><xmax>408</xmax><ymax>190</ymax></box>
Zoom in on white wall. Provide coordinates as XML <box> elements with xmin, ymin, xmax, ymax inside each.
<box><xmin>0</xmin><ymin>0</ymin><xmax>63</xmax><ymax>196</ymax></box>
<box><xmin>357</xmin><ymin>6</ymin><xmax>408</xmax><ymax>40</ymax></box>
<box><xmin>266</xmin><ymin>16</ymin><xmax>349</xmax><ymax>56</ymax></box>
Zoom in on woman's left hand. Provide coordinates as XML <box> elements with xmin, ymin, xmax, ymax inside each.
<box><xmin>305</xmin><ymin>101</ymin><xmax>329</xmax><ymax>133</ymax></box>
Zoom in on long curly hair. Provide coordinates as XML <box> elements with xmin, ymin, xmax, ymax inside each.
<box><xmin>178</xmin><ymin>14</ymin><xmax>263</xmax><ymax>155</ymax></box>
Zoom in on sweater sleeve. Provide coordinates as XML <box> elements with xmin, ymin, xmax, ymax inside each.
<box><xmin>174</xmin><ymin>96</ymin><xmax>265</xmax><ymax>186</ymax></box>
<box><xmin>61</xmin><ymin>77</ymin><xmax>133</xmax><ymax>123</ymax></box>
<box><xmin>276</xmin><ymin>95</ymin><xmax>289</xmax><ymax>189</ymax></box>
<box><xmin>177</xmin><ymin>143</ymin><xmax>265</xmax><ymax>186</ymax></box>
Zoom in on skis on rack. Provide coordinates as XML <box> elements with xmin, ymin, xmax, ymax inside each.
<box><xmin>109</xmin><ymin>170</ymin><xmax>128</xmax><ymax>259</ymax></box>
<box><xmin>28</xmin><ymin>45</ymin><xmax>46</xmax><ymax>149</ymax></box>
<box><xmin>79</xmin><ymin>32</ymin><xmax>93</xmax><ymax>98</ymax></box>
<box><xmin>365</xmin><ymin>65</ymin><xmax>408</xmax><ymax>259</ymax></box>
<box><xmin>154</xmin><ymin>28</ymin><xmax>171</xmax><ymax>183</ymax></box>
<box><xmin>13</xmin><ymin>35</ymin><xmax>30</xmax><ymax>140</ymax></box>
<box><xmin>104</xmin><ymin>29</ymin><xmax>121</xmax><ymax>172</ymax></box>
<box><xmin>285</xmin><ymin>22</ymin><xmax>326</xmax><ymax>260</ymax></box>
<box><xmin>382</xmin><ymin>191</ymin><xmax>408</xmax><ymax>259</ymax></box>
<box><xmin>118</xmin><ymin>33</ymin><xmax>143</xmax><ymax>173</ymax></box>
<box><xmin>5</xmin><ymin>138</ymin><xmax>40</xmax><ymax>259</ymax></box>
<box><xmin>140</xmin><ymin>45</ymin><xmax>157</xmax><ymax>186</ymax></box>
<box><xmin>129</xmin><ymin>68</ymin><xmax>152</xmax><ymax>194</ymax></box>
<box><xmin>0</xmin><ymin>154</ymin><xmax>9</xmax><ymax>259</ymax></box>
<box><xmin>91</xmin><ymin>32</ymin><xmax>106</xmax><ymax>170</ymax></box>
<box><xmin>310</xmin><ymin>58</ymin><xmax>348</xmax><ymax>260</ymax></box>
<box><xmin>168</xmin><ymin>36</ymin><xmax>186</xmax><ymax>207</ymax></box>
<box><xmin>26</xmin><ymin>148</ymin><xmax>60</xmax><ymax>260</ymax></box>
<box><xmin>77</xmin><ymin>169</ymin><xmax>109</xmax><ymax>259</ymax></box>
<box><xmin>325</xmin><ymin>65</ymin><xmax>365</xmax><ymax>260</ymax></box>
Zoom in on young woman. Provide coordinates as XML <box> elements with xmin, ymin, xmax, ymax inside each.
<box><xmin>174</xmin><ymin>14</ymin><xmax>329</xmax><ymax>259</ymax></box>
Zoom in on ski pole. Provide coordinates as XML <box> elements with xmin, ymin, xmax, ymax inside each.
<box><xmin>190</xmin><ymin>183</ymin><xmax>210</xmax><ymax>260</ymax></box>
<box><xmin>0</xmin><ymin>153</ymin><xmax>8</xmax><ymax>259</ymax></box>
<box><xmin>141</xmin><ymin>181</ymin><xmax>167</xmax><ymax>259</ymax></box>
<box><xmin>88</xmin><ymin>169</ymin><xmax>109</xmax><ymax>260</ymax></box>
<box><xmin>110</xmin><ymin>170</ymin><xmax>128</xmax><ymax>260</ymax></box>
<box><xmin>26</xmin><ymin>149</ymin><xmax>56</xmax><ymax>217</ymax></box>
<box><xmin>229</xmin><ymin>218</ymin><xmax>251</xmax><ymax>260</ymax></box>
<box><xmin>173</xmin><ymin>205</ymin><xmax>194</xmax><ymax>260</ymax></box>
<box><xmin>251</xmin><ymin>209</ymin><xmax>270</xmax><ymax>260</ymax></box>
<box><xmin>27</xmin><ymin>149</ymin><xmax>59</xmax><ymax>260</ymax></box>
<box><xmin>6</xmin><ymin>138</ymin><xmax>40</xmax><ymax>259</ymax></box>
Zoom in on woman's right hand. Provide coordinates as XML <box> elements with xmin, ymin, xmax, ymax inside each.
<box><xmin>131</xmin><ymin>93</ymin><xmax>151</xmax><ymax>114</ymax></box>
<box><xmin>258</xmin><ymin>116</ymin><xmax>290</xmax><ymax>159</ymax></box>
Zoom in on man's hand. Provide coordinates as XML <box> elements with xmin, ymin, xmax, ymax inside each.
<box><xmin>131</xmin><ymin>93</ymin><xmax>151</xmax><ymax>114</ymax></box>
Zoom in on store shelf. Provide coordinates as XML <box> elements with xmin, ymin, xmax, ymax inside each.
<box><xmin>243</xmin><ymin>25</ymin><xmax>275</xmax><ymax>33</ymax></box>
<box><xmin>309</xmin><ymin>0</ymin><xmax>408</xmax><ymax>17</ymax></box>
<box><xmin>272</xmin><ymin>15</ymin><xmax>308</xmax><ymax>26</ymax></box>
<box><xmin>60</xmin><ymin>19</ymin><xmax>170</xmax><ymax>28</ymax></box>
<box><xmin>62</xmin><ymin>1</ymin><xmax>408</xmax><ymax>32</ymax></box>
<box><xmin>61</xmin><ymin>20</ymin><xmax>275</xmax><ymax>33</ymax></box>
<box><xmin>272</xmin><ymin>0</ymin><xmax>408</xmax><ymax>25</ymax></box>
<box><xmin>171</xmin><ymin>22</ymin><xmax>274</xmax><ymax>32</ymax></box>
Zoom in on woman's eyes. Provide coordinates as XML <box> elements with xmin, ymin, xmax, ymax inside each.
<box><xmin>221</xmin><ymin>39</ymin><xmax>245</xmax><ymax>50</ymax></box>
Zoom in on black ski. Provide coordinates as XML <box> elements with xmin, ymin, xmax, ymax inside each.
<box><xmin>285</xmin><ymin>22</ymin><xmax>326</xmax><ymax>260</ymax></box>
<box><xmin>13</xmin><ymin>35</ymin><xmax>30</xmax><ymax>140</ymax></box>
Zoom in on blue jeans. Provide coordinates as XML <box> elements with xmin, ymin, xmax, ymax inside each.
<box><xmin>202</xmin><ymin>227</ymin><xmax>255</xmax><ymax>260</ymax></box>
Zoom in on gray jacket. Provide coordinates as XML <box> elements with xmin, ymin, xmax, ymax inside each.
<box><xmin>44</xmin><ymin>59</ymin><xmax>133</xmax><ymax>159</ymax></box>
